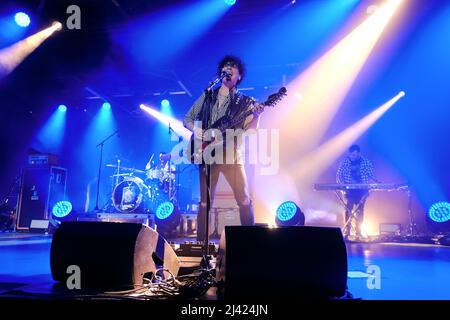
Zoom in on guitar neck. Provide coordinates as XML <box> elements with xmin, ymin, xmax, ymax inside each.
<box><xmin>210</xmin><ymin>87</ymin><xmax>286</xmax><ymax>132</ymax></box>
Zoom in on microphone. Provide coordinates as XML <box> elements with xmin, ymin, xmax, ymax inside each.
<box><xmin>221</xmin><ymin>70</ymin><xmax>232</xmax><ymax>80</ymax></box>
<box><xmin>206</xmin><ymin>70</ymin><xmax>232</xmax><ymax>92</ymax></box>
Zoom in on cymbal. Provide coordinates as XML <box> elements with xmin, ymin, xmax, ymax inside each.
<box><xmin>144</xmin><ymin>167</ymin><xmax>182</xmax><ymax>173</ymax></box>
<box><xmin>110</xmin><ymin>173</ymin><xmax>132</xmax><ymax>177</ymax></box>
<box><xmin>106</xmin><ymin>164</ymin><xmax>145</xmax><ymax>173</ymax></box>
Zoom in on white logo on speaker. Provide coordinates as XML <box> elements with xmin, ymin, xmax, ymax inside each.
<box><xmin>366</xmin><ymin>265</ymin><xmax>381</xmax><ymax>290</ymax></box>
<box><xmin>66</xmin><ymin>265</ymin><xmax>81</xmax><ymax>289</ymax></box>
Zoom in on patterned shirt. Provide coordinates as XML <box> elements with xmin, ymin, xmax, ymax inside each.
<box><xmin>336</xmin><ymin>156</ymin><xmax>376</xmax><ymax>184</ymax></box>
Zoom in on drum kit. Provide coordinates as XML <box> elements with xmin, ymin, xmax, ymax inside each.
<box><xmin>106</xmin><ymin>153</ymin><xmax>180</xmax><ymax>214</ymax></box>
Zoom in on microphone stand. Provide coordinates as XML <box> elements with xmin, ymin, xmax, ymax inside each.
<box><xmin>94</xmin><ymin>130</ymin><xmax>118</xmax><ymax>212</ymax></box>
<box><xmin>200</xmin><ymin>72</ymin><xmax>228</xmax><ymax>269</ymax></box>
<box><xmin>168</xmin><ymin>123</ymin><xmax>182</xmax><ymax>201</ymax></box>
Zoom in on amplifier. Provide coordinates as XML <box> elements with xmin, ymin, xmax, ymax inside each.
<box><xmin>379</xmin><ymin>223</ymin><xmax>402</xmax><ymax>235</ymax></box>
<box><xmin>175</xmin><ymin>242</ymin><xmax>217</xmax><ymax>257</ymax></box>
<box><xmin>210</xmin><ymin>207</ymin><xmax>240</xmax><ymax>238</ymax></box>
<box><xmin>77</xmin><ymin>212</ymin><xmax>155</xmax><ymax>228</ymax></box>
<box><xmin>28</xmin><ymin>153</ymin><xmax>59</xmax><ymax>166</ymax></box>
<box><xmin>16</xmin><ymin>166</ymin><xmax>67</xmax><ymax>231</ymax></box>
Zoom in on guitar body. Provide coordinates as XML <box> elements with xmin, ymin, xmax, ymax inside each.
<box><xmin>188</xmin><ymin>136</ymin><xmax>215</xmax><ymax>164</ymax></box>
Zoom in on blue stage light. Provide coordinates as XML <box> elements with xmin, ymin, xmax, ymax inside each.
<box><xmin>159</xmin><ymin>99</ymin><xmax>173</xmax><ymax>117</ymax></box>
<box><xmin>161</xmin><ymin>99</ymin><xmax>170</xmax><ymax>109</ymax></box>
<box><xmin>52</xmin><ymin>201</ymin><xmax>73</xmax><ymax>218</ymax></box>
<box><xmin>275</xmin><ymin>201</ymin><xmax>305</xmax><ymax>226</ymax></box>
<box><xmin>35</xmin><ymin>105</ymin><xmax>67</xmax><ymax>152</ymax></box>
<box><xmin>428</xmin><ymin>202</ymin><xmax>450</xmax><ymax>223</ymax></box>
<box><xmin>156</xmin><ymin>201</ymin><xmax>175</xmax><ymax>220</ymax></box>
<box><xmin>276</xmin><ymin>201</ymin><xmax>298</xmax><ymax>222</ymax></box>
<box><xmin>102</xmin><ymin>102</ymin><xmax>111</xmax><ymax>110</ymax></box>
<box><xmin>14</xmin><ymin>12</ymin><xmax>30</xmax><ymax>28</ymax></box>
<box><xmin>224</xmin><ymin>0</ymin><xmax>236</xmax><ymax>6</ymax></box>
<box><xmin>154</xmin><ymin>201</ymin><xmax>180</xmax><ymax>238</ymax></box>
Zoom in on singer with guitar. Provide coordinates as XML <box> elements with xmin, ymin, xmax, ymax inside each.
<box><xmin>183</xmin><ymin>55</ymin><xmax>266</xmax><ymax>242</ymax></box>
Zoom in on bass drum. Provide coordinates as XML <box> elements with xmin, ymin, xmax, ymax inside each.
<box><xmin>112</xmin><ymin>177</ymin><xmax>150</xmax><ymax>213</ymax></box>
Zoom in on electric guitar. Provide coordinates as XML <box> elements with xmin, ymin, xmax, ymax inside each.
<box><xmin>188</xmin><ymin>87</ymin><xmax>287</xmax><ymax>163</ymax></box>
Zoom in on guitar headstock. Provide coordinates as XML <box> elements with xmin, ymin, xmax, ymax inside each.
<box><xmin>264</xmin><ymin>87</ymin><xmax>287</xmax><ymax>107</ymax></box>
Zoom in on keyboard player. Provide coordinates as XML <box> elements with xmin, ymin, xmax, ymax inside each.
<box><xmin>336</xmin><ymin>145</ymin><xmax>378</xmax><ymax>240</ymax></box>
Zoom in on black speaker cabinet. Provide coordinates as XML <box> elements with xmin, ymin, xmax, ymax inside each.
<box><xmin>50</xmin><ymin>221</ymin><xmax>180</xmax><ymax>290</ymax></box>
<box><xmin>216</xmin><ymin>226</ymin><xmax>348</xmax><ymax>299</ymax></box>
<box><xmin>16</xmin><ymin>166</ymin><xmax>67</xmax><ymax>231</ymax></box>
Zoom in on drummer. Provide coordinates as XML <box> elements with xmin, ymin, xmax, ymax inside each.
<box><xmin>145</xmin><ymin>152</ymin><xmax>175</xmax><ymax>181</ymax></box>
<box><xmin>159</xmin><ymin>151</ymin><xmax>175</xmax><ymax>181</ymax></box>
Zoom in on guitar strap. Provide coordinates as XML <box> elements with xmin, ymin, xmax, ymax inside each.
<box><xmin>227</xmin><ymin>90</ymin><xmax>242</xmax><ymax>119</ymax></box>
<box><xmin>225</xmin><ymin>90</ymin><xmax>254</xmax><ymax>128</ymax></box>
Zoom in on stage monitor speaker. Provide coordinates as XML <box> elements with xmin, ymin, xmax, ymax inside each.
<box><xmin>16</xmin><ymin>166</ymin><xmax>67</xmax><ymax>231</ymax></box>
<box><xmin>50</xmin><ymin>221</ymin><xmax>180</xmax><ymax>290</ymax></box>
<box><xmin>216</xmin><ymin>226</ymin><xmax>347</xmax><ymax>299</ymax></box>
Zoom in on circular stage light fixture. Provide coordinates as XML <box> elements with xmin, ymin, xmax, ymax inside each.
<box><xmin>154</xmin><ymin>201</ymin><xmax>180</xmax><ymax>239</ymax></box>
<box><xmin>428</xmin><ymin>202</ymin><xmax>450</xmax><ymax>223</ymax></box>
<box><xmin>102</xmin><ymin>102</ymin><xmax>111</xmax><ymax>110</ymax></box>
<box><xmin>58</xmin><ymin>104</ymin><xmax>67</xmax><ymax>112</ymax></box>
<box><xmin>52</xmin><ymin>201</ymin><xmax>73</xmax><ymax>218</ymax></box>
<box><xmin>156</xmin><ymin>201</ymin><xmax>175</xmax><ymax>220</ymax></box>
<box><xmin>275</xmin><ymin>201</ymin><xmax>305</xmax><ymax>226</ymax></box>
<box><xmin>161</xmin><ymin>99</ymin><xmax>170</xmax><ymax>109</ymax></box>
<box><xmin>15</xmin><ymin>12</ymin><xmax>30</xmax><ymax>28</ymax></box>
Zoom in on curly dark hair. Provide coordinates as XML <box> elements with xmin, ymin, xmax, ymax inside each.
<box><xmin>217</xmin><ymin>55</ymin><xmax>246</xmax><ymax>85</ymax></box>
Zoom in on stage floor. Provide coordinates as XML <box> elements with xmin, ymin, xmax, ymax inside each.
<box><xmin>1</xmin><ymin>232</ymin><xmax>450</xmax><ymax>300</ymax></box>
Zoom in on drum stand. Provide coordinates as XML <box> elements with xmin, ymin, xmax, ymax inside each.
<box><xmin>104</xmin><ymin>159</ymin><xmax>122</xmax><ymax>213</ymax></box>
<box><xmin>210</xmin><ymin>208</ymin><xmax>220</xmax><ymax>239</ymax></box>
<box><xmin>404</xmin><ymin>186</ymin><xmax>418</xmax><ymax>237</ymax></box>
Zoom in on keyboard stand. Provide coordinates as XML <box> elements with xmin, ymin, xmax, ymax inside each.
<box><xmin>335</xmin><ymin>191</ymin><xmax>369</xmax><ymax>238</ymax></box>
